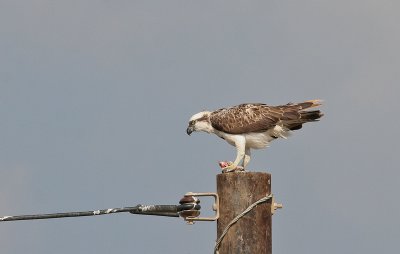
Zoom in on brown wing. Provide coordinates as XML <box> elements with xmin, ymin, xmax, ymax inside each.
<box><xmin>210</xmin><ymin>100</ymin><xmax>323</xmax><ymax>134</ymax></box>
<box><xmin>210</xmin><ymin>103</ymin><xmax>283</xmax><ymax>134</ymax></box>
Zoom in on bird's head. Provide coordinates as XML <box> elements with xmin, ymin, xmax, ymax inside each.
<box><xmin>186</xmin><ymin>111</ymin><xmax>213</xmax><ymax>135</ymax></box>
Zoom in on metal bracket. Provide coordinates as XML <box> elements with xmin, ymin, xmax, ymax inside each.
<box><xmin>271</xmin><ymin>195</ymin><xmax>283</xmax><ymax>215</ymax></box>
<box><xmin>179</xmin><ymin>192</ymin><xmax>219</xmax><ymax>224</ymax></box>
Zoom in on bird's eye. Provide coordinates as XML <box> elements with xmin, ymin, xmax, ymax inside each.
<box><xmin>190</xmin><ymin>120</ymin><xmax>195</xmax><ymax>125</ymax></box>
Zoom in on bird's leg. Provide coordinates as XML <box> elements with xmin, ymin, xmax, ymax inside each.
<box><xmin>222</xmin><ymin>136</ymin><xmax>245</xmax><ymax>173</ymax></box>
<box><xmin>242</xmin><ymin>148</ymin><xmax>251</xmax><ymax>169</ymax></box>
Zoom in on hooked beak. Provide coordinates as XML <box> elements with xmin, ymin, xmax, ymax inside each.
<box><xmin>186</xmin><ymin>126</ymin><xmax>194</xmax><ymax>136</ymax></box>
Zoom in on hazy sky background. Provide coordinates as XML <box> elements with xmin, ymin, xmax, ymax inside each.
<box><xmin>1</xmin><ymin>0</ymin><xmax>399</xmax><ymax>253</ymax></box>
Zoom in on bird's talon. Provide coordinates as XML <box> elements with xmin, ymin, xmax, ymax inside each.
<box><xmin>221</xmin><ymin>163</ymin><xmax>234</xmax><ymax>172</ymax></box>
<box><xmin>221</xmin><ymin>163</ymin><xmax>244</xmax><ymax>173</ymax></box>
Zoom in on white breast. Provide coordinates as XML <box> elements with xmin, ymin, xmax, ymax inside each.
<box><xmin>244</xmin><ymin>132</ymin><xmax>275</xmax><ymax>149</ymax></box>
<box><xmin>213</xmin><ymin>129</ymin><xmax>238</xmax><ymax>147</ymax></box>
<box><xmin>213</xmin><ymin>125</ymin><xmax>290</xmax><ymax>149</ymax></box>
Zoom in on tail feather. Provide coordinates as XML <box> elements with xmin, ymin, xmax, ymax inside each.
<box><xmin>284</xmin><ymin>100</ymin><xmax>323</xmax><ymax>130</ymax></box>
<box><xmin>300</xmin><ymin>110</ymin><xmax>323</xmax><ymax>122</ymax></box>
<box><xmin>297</xmin><ymin>99</ymin><xmax>323</xmax><ymax>110</ymax></box>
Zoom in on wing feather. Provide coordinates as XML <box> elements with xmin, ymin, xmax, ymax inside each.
<box><xmin>210</xmin><ymin>100</ymin><xmax>323</xmax><ymax>134</ymax></box>
<box><xmin>210</xmin><ymin>104</ymin><xmax>281</xmax><ymax>134</ymax></box>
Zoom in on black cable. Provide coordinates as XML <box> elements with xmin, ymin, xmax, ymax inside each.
<box><xmin>0</xmin><ymin>204</ymin><xmax>200</xmax><ymax>222</ymax></box>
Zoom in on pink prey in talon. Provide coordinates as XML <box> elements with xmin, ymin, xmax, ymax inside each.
<box><xmin>218</xmin><ymin>161</ymin><xmax>245</xmax><ymax>173</ymax></box>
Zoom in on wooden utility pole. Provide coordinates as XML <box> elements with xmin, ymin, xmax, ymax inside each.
<box><xmin>216</xmin><ymin>172</ymin><xmax>272</xmax><ymax>254</ymax></box>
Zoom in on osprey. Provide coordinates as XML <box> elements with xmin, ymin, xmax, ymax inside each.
<box><xmin>186</xmin><ymin>100</ymin><xmax>323</xmax><ymax>172</ymax></box>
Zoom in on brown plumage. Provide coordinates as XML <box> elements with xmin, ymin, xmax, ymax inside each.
<box><xmin>210</xmin><ymin>100</ymin><xmax>323</xmax><ymax>134</ymax></box>
<box><xmin>187</xmin><ymin>99</ymin><xmax>323</xmax><ymax>172</ymax></box>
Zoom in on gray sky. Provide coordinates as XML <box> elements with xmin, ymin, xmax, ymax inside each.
<box><xmin>1</xmin><ymin>0</ymin><xmax>399</xmax><ymax>253</ymax></box>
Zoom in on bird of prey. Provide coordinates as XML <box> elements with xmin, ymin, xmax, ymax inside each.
<box><xmin>186</xmin><ymin>100</ymin><xmax>323</xmax><ymax>172</ymax></box>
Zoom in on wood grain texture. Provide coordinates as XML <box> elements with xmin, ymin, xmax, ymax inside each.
<box><xmin>217</xmin><ymin>172</ymin><xmax>272</xmax><ymax>254</ymax></box>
